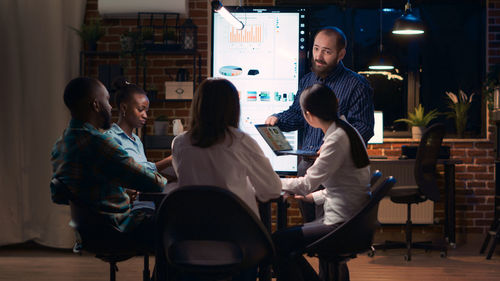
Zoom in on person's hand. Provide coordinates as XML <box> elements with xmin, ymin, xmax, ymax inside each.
<box><xmin>265</xmin><ymin>116</ymin><xmax>278</xmax><ymax>126</ymax></box>
<box><xmin>294</xmin><ymin>193</ymin><xmax>314</xmax><ymax>203</ymax></box>
<box><xmin>125</xmin><ymin>189</ymin><xmax>138</xmax><ymax>202</ymax></box>
<box><xmin>282</xmin><ymin>191</ymin><xmax>292</xmax><ymax>200</ymax></box>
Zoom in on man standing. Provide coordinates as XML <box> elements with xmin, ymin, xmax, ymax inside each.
<box><xmin>51</xmin><ymin>77</ymin><xmax>167</xmax><ymax>250</ymax></box>
<box><xmin>266</xmin><ymin>26</ymin><xmax>374</xmax><ymax>222</ymax></box>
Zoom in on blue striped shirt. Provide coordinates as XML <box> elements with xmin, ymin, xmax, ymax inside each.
<box><xmin>275</xmin><ymin>62</ymin><xmax>374</xmax><ymax>151</ymax></box>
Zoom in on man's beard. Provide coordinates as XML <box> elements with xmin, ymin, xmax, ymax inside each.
<box><xmin>100</xmin><ymin>110</ymin><xmax>112</xmax><ymax>130</ymax></box>
<box><xmin>311</xmin><ymin>57</ymin><xmax>337</xmax><ymax>78</ymax></box>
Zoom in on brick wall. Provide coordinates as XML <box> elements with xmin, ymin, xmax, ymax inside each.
<box><xmin>83</xmin><ymin>0</ymin><xmax>497</xmax><ymax>234</ymax></box>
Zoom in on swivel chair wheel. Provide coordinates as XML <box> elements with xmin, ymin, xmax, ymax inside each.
<box><xmin>367</xmin><ymin>249</ymin><xmax>375</xmax><ymax>257</ymax></box>
<box><xmin>440</xmin><ymin>251</ymin><xmax>447</xmax><ymax>258</ymax></box>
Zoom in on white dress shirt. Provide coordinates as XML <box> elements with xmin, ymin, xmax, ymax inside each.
<box><xmin>281</xmin><ymin>122</ymin><xmax>371</xmax><ymax>225</ymax></box>
<box><xmin>172</xmin><ymin>127</ymin><xmax>282</xmax><ymax>217</ymax></box>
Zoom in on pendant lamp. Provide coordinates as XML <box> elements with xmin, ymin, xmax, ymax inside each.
<box><xmin>392</xmin><ymin>0</ymin><xmax>424</xmax><ymax>35</ymax></box>
<box><xmin>369</xmin><ymin>0</ymin><xmax>394</xmax><ymax>70</ymax></box>
<box><xmin>211</xmin><ymin>0</ymin><xmax>245</xmax><ymax>30</ymax></box>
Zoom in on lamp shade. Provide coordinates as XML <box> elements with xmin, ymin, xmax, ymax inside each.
<box><xmin>392</xmin><ymin>10</ymin><xmax>424</xmax><ymax>35</ymax></box>
<box><xmin>368</xmin><ymin>55</ymin><xmax>395</xmax><ymax>70</ymax></box>
<box><xmin>211</xmin><ymin>0</ymin><xmax>244</xmax><ymax>30</ymax></box>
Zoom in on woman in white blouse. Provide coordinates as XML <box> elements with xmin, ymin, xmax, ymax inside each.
<box><xmin>171</xmin><ymin>78</ymin><xmax>282</xmax><ymax>217</ymax></box>
<box><xmin>273</xmin><ymin>83</ymin><xmax>371</xmax><ymax>281</ymax></box>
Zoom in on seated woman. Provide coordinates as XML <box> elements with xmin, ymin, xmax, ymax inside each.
<box><xmin>273</xmin><ymin>83</ymin><xmax>371</xmax><ymax>281</ymax></box>
<box><xmin>106</xmin><ymin>79</ymin><xmax>173</xmax><ymax>206</ymax></box>
<box><xmin>171</xmin><ymin>78</ymin><xmax>282</xmax><ymax>217</ymax></box>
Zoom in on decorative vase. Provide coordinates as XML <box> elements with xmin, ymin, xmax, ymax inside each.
<box><xmin>172</xmin><ymin>119</ymin><xmax>184</xmax><ymax>136</ymax></box>
<box><xmin>411</xmin><ymin>126</ymin><xmax>425</xmax><ymax>139</ymax></box>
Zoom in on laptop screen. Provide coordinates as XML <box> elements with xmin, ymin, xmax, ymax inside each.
<box><xmin>255</xmin><ymin>125</ymin><xmax>293</xmax><ymax>152</ymax></box>
<box><xmin>368</xmin><ymin>111</ymin><xmax>383</xmax><ymax>144</ymax></box>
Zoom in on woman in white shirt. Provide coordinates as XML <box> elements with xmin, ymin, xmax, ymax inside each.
<box><xmin>273</xmin><ymin>83</ymin><xmax>371</xmax><ymax>281</ymax></box>
<box><xmin>171</xmin><ymin>78</ymin><xmax>282</xmax><ymax>217</ymax></box>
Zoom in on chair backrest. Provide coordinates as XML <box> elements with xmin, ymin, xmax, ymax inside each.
<box><xmin>370</xmin><ymin>170</ymin><xmax>382</xmax><ymax>188</ymax></box>
<box><xmin>50</xmin><ymin>178</ymin><xmax>135</xmax><ymax>254</ymax></box>
<box><xmin>305</xmin><ymin>177</ymin><xmax>396</xmax><ymax>259</ymax></box>
<box><xmin>156</xmin><ymin>185</ymin><xmax>275</xmax><ymax>279</ymax></box>
<box><xmin>414</xmin><ymin>123</ymin><xmax>446</xmax><ymax>202</ymax></box>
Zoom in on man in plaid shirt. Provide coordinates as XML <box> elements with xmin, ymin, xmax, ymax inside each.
<box><xmin>51</xmin><ymin>77</ymin><xmax>166</xmax><ymax>244</ymax></box>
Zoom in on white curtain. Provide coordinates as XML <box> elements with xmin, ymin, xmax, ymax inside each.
<box><xmin>0</xmin><ymin>0</ymin><xmax>86</xmax><ymax>248</ymax></box>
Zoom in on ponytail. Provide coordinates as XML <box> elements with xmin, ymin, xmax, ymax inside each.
<box><xmin>336</xmin><ymin>118</ymin><xmax>370</xmax><ymax>168</ymax></box>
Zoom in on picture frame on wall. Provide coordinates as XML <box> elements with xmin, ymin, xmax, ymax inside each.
<box><xmin>164</xmin><ymin>81</ymin><xmax>194</xmax><ymax>100</ymax></box>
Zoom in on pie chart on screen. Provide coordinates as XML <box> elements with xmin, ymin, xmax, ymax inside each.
<box><xmin>219</xmin><ymin>66</ymin><xmax>243</xmax><ymax>76</ymax></box>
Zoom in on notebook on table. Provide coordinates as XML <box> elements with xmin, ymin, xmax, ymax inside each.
<box><xmin>254</xmin><ymin>124</ymin><xmax>317</xmax><ymax>157</ymax></box>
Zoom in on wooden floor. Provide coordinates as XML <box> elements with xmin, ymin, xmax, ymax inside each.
<box><xmin>1</xmin><ymin>241</ymin><xmax>500</xmax><ymax>281</ymax></box>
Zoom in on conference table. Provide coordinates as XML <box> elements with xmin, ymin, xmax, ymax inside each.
<box><xmin>141</xmin><ymin>158</ymin><xmax>461</xmax><ymax>246</ymax></box>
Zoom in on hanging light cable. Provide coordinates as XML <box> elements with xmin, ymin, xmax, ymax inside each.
<box><xmin>211</xmin><ymin>0</ymin><xmax>244</xmax><ymax>30</ymax></box>
<box><xmin>369</xmin><ymin>0</ymin><xmax>394</xmax><ymax>70</ymax></box>
<box><xmin>392</xmin><ymin>0</ymin><xmax>424</xmax><ymax>35</ymax></box>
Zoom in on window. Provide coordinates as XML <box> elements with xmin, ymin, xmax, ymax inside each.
<box><xmin>298</xmin><ymin>2</ymin><xmax>486</xmax><ymax>137</ymax></box>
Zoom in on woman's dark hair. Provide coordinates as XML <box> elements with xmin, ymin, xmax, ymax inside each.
<box><xmin>190</xmin><ymin>78</ymin><xmax>240</xmax><ymax>148</ymax></box>
<box><xmin>112</xmin><ymin>77</ymin><xmax>146</xmax><ymax>107</ymax></box>
<box><xmin>300</xmin><ymin>83</ymin><xmax>370</xmax><ymax>168</ymax></box>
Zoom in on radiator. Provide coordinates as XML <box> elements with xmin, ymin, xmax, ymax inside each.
<box><xmin>378</xmin><ymin>198</ymin><xmax>434</xmax><ymax>224</ymax></box>
<box><xmin>371</xmin><ymin>160</ymin><xmax>434</xmax><ymax>224</ymax></box>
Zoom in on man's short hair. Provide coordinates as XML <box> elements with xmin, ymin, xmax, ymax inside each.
<box><xmin>63</xmin><ymin>77</ymin><xmax>101</xmax><ymax>113</ymax></box>
<box><xmin>314</xmin><ymin>26</ymin><xmax>347</xmax><ymax>51</ymax></box>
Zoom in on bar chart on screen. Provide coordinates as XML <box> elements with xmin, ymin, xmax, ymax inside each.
<box><xmin>229</xmin><ymin>25</ymin><xmax>263</xmax><ymax>43</ymax></box>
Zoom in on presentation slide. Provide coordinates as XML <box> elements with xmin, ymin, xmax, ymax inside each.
<box><xmin>212</xmin><ymin>8</ymin><xmax>307</xmax><ymax>173</ymax></box>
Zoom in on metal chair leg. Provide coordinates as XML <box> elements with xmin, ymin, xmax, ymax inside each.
<box><xmin>143</xmin><ymin>254</ymin><xmax>150</xmax><ymax>281</ymax></box>
<box><xmin>110</xmin><ymin>262</ymin><xmax>117</xmax><ymax>281</ymax></box>
<box><xmin>481</xmin><ymin>220</ymin><xmax>498</xmax><ymax>254</ymax></box>
<box><xmin>487</xmin><ymin>224</ymin><xmax>500</xmax><ymax>259</ymax></box>
<box><xmin>405</xmin><ymin>203</ymin><xmax>412</xmax><ymax>261</ymax></box>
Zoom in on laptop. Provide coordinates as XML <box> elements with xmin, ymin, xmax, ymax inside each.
<box><xmin>254</xmin><ymin>124</ymin><xmax>318</xmax><ymax>157</ymax></box>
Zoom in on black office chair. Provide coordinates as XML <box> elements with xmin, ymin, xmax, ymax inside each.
<box><xmin>370</xmin><ymin>170</ymin><xmax>382</xmax><ymax>189</ymax></box>
<box><xmin>302</xmin><ymin>176</ymin><xmax>396</xmax><ymax>281</ymax></box>
<box><xmin>50</xmin><ymin>178</ymin><xmax>151</xmax><ymax>281</ymax></box>
<box><xmin>155</xmin><ymin>185</ymin><xmax>275</xmax><ymax>281</ymax></box>
<box><xmin>376</xmin><ymin>123</ymin><xmax>447</xmax><ymax>261</ymax></box>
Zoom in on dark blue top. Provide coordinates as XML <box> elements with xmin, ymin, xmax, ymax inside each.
<box><xmin>274</xmin><ymin>62</ymin><xmax>374</xmax><ymax>151</ymax></box>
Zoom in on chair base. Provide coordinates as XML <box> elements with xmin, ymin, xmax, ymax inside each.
<box><xmin>93</xmin><ymin>253</ymin><xmax>150</xmax><ymax>281</ymax></box>
<box><xmin>319</xmin><ymin>256</ymin><xmax>352</xmax><ymax>281</ymax></box>
<box><xmin>374</xmin><ymin>240</ymin><xmax>447</xmax><ymax>261</ymax></box>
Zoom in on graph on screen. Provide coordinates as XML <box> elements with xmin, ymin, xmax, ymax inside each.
<box><xmin>229</xmin><ymin>25</ymin><xmax>263</xmax><ymax>43</ymax></box>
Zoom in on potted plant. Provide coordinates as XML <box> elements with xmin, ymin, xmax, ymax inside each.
<box><xmin>395</xmin><ymin>104</ymin><xmax>439</xmax><ymax>139</ymax></box>
<box><xmin>141</xmin><ymin>27</ymin><xmax>155</xmax><ymax>44</ymax></box>
<box><xmin>119</xmin><ymin>31</ymin><xmax>146</xmax><ymax>70</ymax></box>
<box><xmin>120</xmin><ymin>30</ymin><xmax>142</xmax><ymax>55</ymax></box>
<box><xmin>164</xmin><ymin>27</ymin><xmax>180</xmax><ymax>50</ymax></box>
<box><xmin>483</xmin><ymin>64</ymin><xmax>500</xmax><ymax>111</ymax></box>
<box><xmin>154</xmin><ymin>115</ymin><xmax>169</xmax><ymax>136</ymax></box>
<box><xmin>71</xmin><ymin>20</ymin><xmax>105</xmax><ymax>51</ymax></box>
<box><xmin>444</xmin><ymin>90</ymin><xmax>475</xmax><ymax>138</ymax></box>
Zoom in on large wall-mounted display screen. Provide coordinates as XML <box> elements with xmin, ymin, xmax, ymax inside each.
<box><xmin>212</xmin><ymin>7</ymin><xmax>308</xmax><ymax>174</ymax></box>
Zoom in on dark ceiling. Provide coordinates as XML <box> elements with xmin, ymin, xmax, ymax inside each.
<box><xmin>275</xmin><ymin>0</ymin><xmax>485</xmax><ymax>9</ymax></box>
